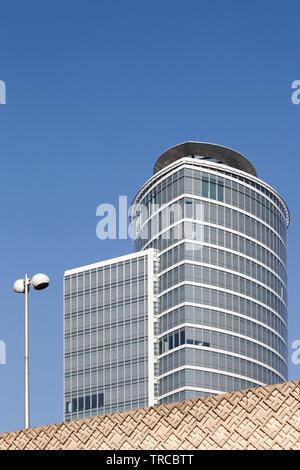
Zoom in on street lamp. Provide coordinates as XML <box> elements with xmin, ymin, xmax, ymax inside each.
<box><xmin>13</xmin><ymin>273</ymin><xmax>50</xmax><ymax>429</ymax></box>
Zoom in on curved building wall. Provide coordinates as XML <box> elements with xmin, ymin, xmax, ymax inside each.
<box><xmin>131</xmin><ymin>156</ymin><xmax>289</xmax><ymax>404</ymax></box>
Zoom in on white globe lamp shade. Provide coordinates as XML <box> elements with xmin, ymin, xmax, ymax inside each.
<box><xmin>13</xmin><ymin>279</ymin><xmax>26</xmax><ymax>293</ymax></box>
<box><xmin>31</xmin><ymin>273</ymin><xmax>50</xmax><ymax>291</ymax></box>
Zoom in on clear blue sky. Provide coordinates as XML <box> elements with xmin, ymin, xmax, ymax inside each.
<box><xmin>0</xmin><ymin>0</ymin><xmax>299</xmax><ymax>432</ymax></box>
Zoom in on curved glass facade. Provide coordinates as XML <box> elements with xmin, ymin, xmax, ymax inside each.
<box><xmin>131</xmin><ymin>156</ymin><xmax>289</xmax><ymax>404</ymax></box>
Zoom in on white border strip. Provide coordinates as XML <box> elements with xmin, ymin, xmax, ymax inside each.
<box><xmin>158</xmin><ymin>238</ymin><xmax>287</xmax><ymax>287</ymax></box>
<box><xmin>157</xmin><ymin>301</ymin><xmax>287</xmax><ymax>345</ymax></box>
<box><xmin>157</xmin><ymin>323</ymin><xmax>287</xmax><ymax>365</ymax></box>
<box><xmin>136</xmin><ymin>192</ymin><xmax>287</xmax><ymax>248</ymax></box>
<box><xmin>142</xmin><ymin>219</ymin><xmax>287</xmax><ymax>269</ymax></box>
<box><xmin>64</xmin><ymin>248</ymin><xmax>155</xmax><ymax>276</ymax></box>
<box><xmin>158</xmin><ymin>386</ymin><xmax>224</xmax><ymax>400</ymax></box>
<box><xmin>147</xmin><ymin>249</ymin><xmax>155</xmax><ymax>407</ymax></box>
<box><xmin>157</xmin><ymin>280</ymin><xmax>287</xmax><ymax>326</ymax></box>
<box><xmin>132</xmin><ymin>157</ymin><xmax>289</xmax><ymax>225</ymax></box>
<box><xmin>157</xmin><ymin>345</ymin><xmax>286</xmax><ymax>381</ymax></box>
<box><xmin>158</xmin><ymin>259</ymin><xmax>286</xmax><ymax>305</ymax></box>
<box><xmin>157</xmin><ymin>364</ymin><xmax>268</xmax><ymax>385</ymax></box>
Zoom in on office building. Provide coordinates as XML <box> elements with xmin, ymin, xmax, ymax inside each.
<box><xmin>64</xmin><ymin>250</ymin><xmax>159</xmax><ymax>420</ymax></box>
<box><xmin>65</xmin><ymin>141</ymin><xmax>289</xmax><ymax>419</ymax></box>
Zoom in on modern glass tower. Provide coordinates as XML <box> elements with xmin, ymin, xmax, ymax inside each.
<box><xmin>64</xmin><ymin>141</ymin><xmax>289</xmax><ymax>418</ymax></box>
<box><xmin>64</xmin><ymin>250</ymin><xmax>159</xmax><ymax>420</ymax></box>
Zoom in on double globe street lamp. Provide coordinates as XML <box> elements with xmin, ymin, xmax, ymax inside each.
<box><xmin>13</xmin><ymin>273</ymin><xmax>50</xmax><ymax>429</ymax></box>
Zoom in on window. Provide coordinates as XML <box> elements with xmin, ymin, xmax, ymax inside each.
<box><xmin>72</xmin><ymin>398</ymin><xmax>77</xmax><ymax>413</ymax></box>
<box><xmin>174</xmin><ymin>331</ymin><xmax>179</xmax><ymax>348</ymax></box>
<box><xmin>98</xmin><ymin>393</ymin><xmax>104</xmax><ymax>407</ymax></box>
<box><xmin>78</xmin><ymin>397</ymin><xmax>84</xmax><ymax>411</ymax></box>
<box><xmin>70</xmin><ymin>393</ymin><xmax>104</xmax><ymax>413</ymax></box>
<box><xmin>180</xmin><ymin>329</ymin><xmax>185</xmax><ymax>345</ymax></box>
<box><xmin>202</xmin><ymin>175</ymin><xmax>224</xmax><ymax>202</ymax></box>
<box><xmin>217</xmin><ymin>181</ymin><xmax>224</xmax><ymax>201</ymax></box>
<box><xmin>210</xmin><ymin>177</ymin><xmax>217</xmax><ymax>199</ymax></box>
<box><xmin>160</xmin><ymin>328</ymin><xmax>212</xmax><ymax>354</ymax></box>
<box><xmin>185</xmin><ymin>199</ymin><xmax>193</xmax><ymax>218</ymax></box>
<box><xmin>92</xmin><ymin>394</ymin><xmax>97</xmax><ymax>409</ymax></box>
<box><xmin>65</xmin><ymin>401</ymin><xmax>71</xmax><ymax>414</ymax></box>
<box><xmin>85</xmin><ymin>396</ymin><xmax>90</xmax><ymax>410</ymax></box>
<box><xmin>203</xmin><ymin>176</ymin><xmax>209</xmax><ymax>198</ymax></box>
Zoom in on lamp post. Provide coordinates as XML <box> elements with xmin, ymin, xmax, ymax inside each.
<box><xmin>13</xmin><ymin>273</ymin><xmax>50</xmax><ymax>429</ymax></box>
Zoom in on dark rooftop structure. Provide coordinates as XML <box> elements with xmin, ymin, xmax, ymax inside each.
<box><xmin>153</xmin><ymin>141</ymin><xmax>257</xmax><ymax>177</ymax></box>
